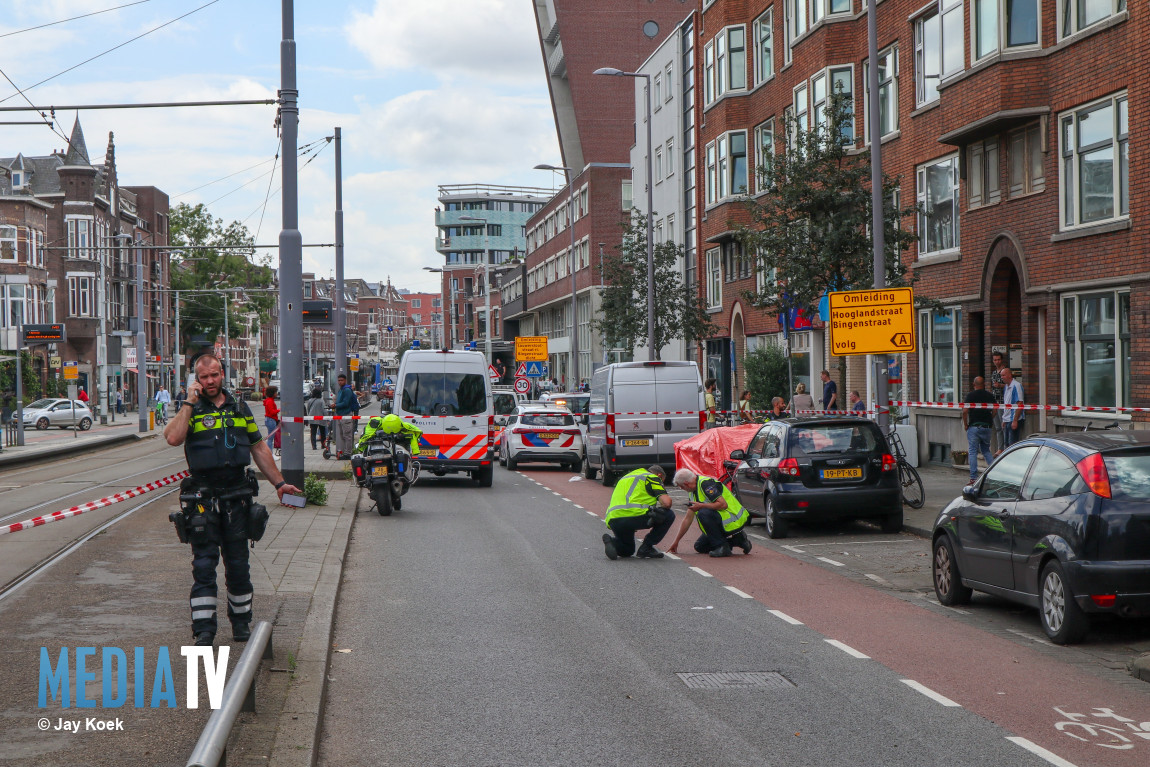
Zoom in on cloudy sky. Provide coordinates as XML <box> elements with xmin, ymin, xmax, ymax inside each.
<box><xmin>0</xmin><ymin>0</ymin><xmax>562</xmax><ymax>293</ymax></box>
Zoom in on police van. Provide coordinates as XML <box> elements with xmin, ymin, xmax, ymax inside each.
<box><xmin>392</xmin><ymin>349</ymin><xmax>495</xmax><ymax>486</ymax></box>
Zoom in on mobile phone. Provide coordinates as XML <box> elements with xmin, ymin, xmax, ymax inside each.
<box><xmin>187</xmin><ymin>373</ymin><xmax>197</xmax><ymax>391</ymax></box>
<box><xmin>281</xmin><ymin>493</ymin><xmax>306</xmax><ymax>508</ymax></box>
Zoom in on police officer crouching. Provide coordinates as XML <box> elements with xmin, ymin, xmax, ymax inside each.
<box><xmin>667</xmin><ymin>469</ymin><xmax>751</xmax><ymax>557</ymax></box>
<box><xmin>165</xmin><ymin>354</ymin><xmax>301</xmax><ymax>646</ymax></box>
<box><xmin>602</xmin><ymin>466</ymin><xmax>675</xmax><ymax>560</ymax></box>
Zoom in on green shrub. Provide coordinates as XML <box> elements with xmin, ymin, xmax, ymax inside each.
<box><xmin>303</xmin><ymin>474</ymin><xmax>328</xmax><ymax>506</ymax></box>
<box><xmin>743</xmin><ymin>345</ymin><xmax>790</xmax><ymax>411</ymax></box>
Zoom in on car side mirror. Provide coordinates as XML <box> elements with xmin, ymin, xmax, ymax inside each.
<box><xmin>381</xmin><ymin>401</ymin><xmax>392</xmax><ymax>413</ymax></box>
<box><xmin>729</xmin><ymin>449</ymin><xmax>745</xmax><ymax>461</ymax></box>
<box><xmin>961</xmin><ymin>484</ymin><xmax>978</xmax><ymax>502</ymax></box>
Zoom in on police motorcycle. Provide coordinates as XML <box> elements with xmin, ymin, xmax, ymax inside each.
<box><xmin>350</xmin><ymin>417</ymin><xmax>420</xmax><ymax>516</ymax></box>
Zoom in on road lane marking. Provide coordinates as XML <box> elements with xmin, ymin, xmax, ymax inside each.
<box><xmin>801</xmin><ymin>539</ymin><xmax>912</xmax><ymax>546</ymax></box>
<box><xmin>561</xmin><ymin>497</ymin><xmax>571</xmax><ymax>502</ymax></box>
<box><xmin>1005</xmin><ymin>628</ymin><xmax>1050</xmax><ymax>644</ymax></box>
<box><xmin>573</xmin><ymin>504</ymin><xmax>584</xmax><ymax>509</ymax></box>
<box><xmin>781</xmin><ymin>545</ymin><xmax>805</xmax><ymax>553</ymax></box>
<box><xmin>825</xmin><ymin>639</ymin><xmax>869</xmax><ymax>659</ymax></box>
<box><xmin>586</xmin><ymin>511</ymin><xmax>598</xmax><ymax>516</ymax></box>
<box><xmin>1006</xmin><ymin>737</ymin><xmax>1078</xmax><ymax>767</ymax></box>
<box><xmin>552</xmin><ymin>491</ymin><xmax>561</xmax><ymax>496</ymax></box>
<box><xmin>920</xmin><ymin>595</ymin><xmax>971</xmax><ymax>614</ymax></box>
<box><xmin>900</xmin><ymin>679</ymin><xmax>960</xmax><ymax>707</ymax></box>
<box><xmin>724</xmin><ymin>586</ymin><xmax>753</xmax><ymax>599</ymax></box>
<box><xmin>688</xmin><ymin>566</ymin><xmax>713</xmax><ymax>578</ymax></box>
<box><xmin>768</xmin><ymin>610</ymin><xmax>803</xmax><ymax>625</ymax></box>
<box><xmin>747</xmin><ymin>533</ymin><xmax>768</xmax><ymax>541</ymax></box>
<box><xmin>865</xmin><ymin>574</ymin><xmax>893</xmax><ymax>586</ymax></box>
<box><xmin>664</xmin><ymin>552</ymin><xmax>680</xmax><ymax>560</ymax></box>
<box><xmin>817</xmin><ymin>557</ymin><xmax>845</xmax><ymax>567</ymax></box>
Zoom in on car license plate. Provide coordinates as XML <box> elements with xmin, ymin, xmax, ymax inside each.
<box><xmin>539</xmin><ymin>432</ymin><xmax>561</xmax><ymax>440</ymax></box>
<box><xmin>821</xmin><ymin>467</ymin><xmax>861</xmax><ymax>479</ymax></box>
<box><xmin>622</xmin><ymin>438</ymin><xmax>651</xmax><ymax>447</ymax></box>
<box><xmin>372</xmin><ymin>466</ymin><xmax>388</xmax><ymax>477</ymax></box>
<box><xmin>419</xmin><ymin>448</ymin><xmax>437</xmax><ymax>457</ymax></box>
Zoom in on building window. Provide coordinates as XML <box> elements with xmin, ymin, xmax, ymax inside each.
<box><xmin>864</xmin><ymin>47</ymin><xmax>898</xmax><ymax>142</ymax></box>
<box><xmin>68</xmin><ymin>276</ymin><xmax>94</xmax><ymax>317</ymax></box>
<box><xmin>705</xmin><ymin>26</ymin><xmax>747</xmax><ymax>105</ymax></box>
<box><xmin>1063</xmin><ymin>291</ymin><xmax>1129</xmax><ymax>408</ymax></box>
<box><xmin>655</xmin><ymin>147</ymin><xmax>663</xmax><ymax>182</ymax></box>
<box><xmin>812</xmin><ymin>66</ymin><xmax>853</xmax><ymax>143</ymax></box>
<box><xmin>654</xmin><ymin>74</ymin><xmax>662</xmax><ymax>108</ymax></box>
<box><xmin>1061</xmin><ymin>0</ymin><xmax>1123</xmax><ymax>37</ymax></box>
<box><xmin>974</xmin><ymin>0</ymin><xmax>1039</xmax><ymax>60</ymax></box>
<box><xmin>665</xmin><ymin>62</ymin><xmax>674</xmax><ymax>102</ymax></box>
<box><xmin>1060</xmin><ymin>93</ymin><xmax>1127</xmax><ymax>229</ymax></box>
<box><xmin>754</xmin><ymin>9</ymin><xmax>773</xmax><ymax>84</ymax></box>
<box><xmin>916</xmin><ymin>1</ymin><xmax>965</xmax><ymax>107</ymax></box>
<box><xmin>666</xmin><ymin>138</ymin><xmax>675</xmax><ymax>176</ymax></box>
<box><xmin>916</xmin><ymin>155</ymin><xmax>960</xmax><ymax>255</ymax></box>
<box><xmin>706</xmin><ymin>142</ymin><xmax>717</xmax><ymax>205</ymax></box>
<box><xmin>794</xmin><ymin>84</ymin><xmax>809</xmax><ymax>134</ymax></box>
<box><xmin>11</xmin><ymin>171</ymin><xmax>23</xmax><ymax>189</ymax></box>
<box><xmin>706</xmin><ymin>248</ymin><xmax>722</xmax><ymax>309</ymax></box>
<box><xmin>704</xmin><ymin>40</ymin><xmax>716</xmax><ymax>103</ymax></box>
<box><xmin>411</xmin><ymin>298</ymin><xmax>421</xmax><ymax>308</ymax></box>
<box><xmin>66</xmin><ymin>217</ymin><xmax>92</xmax><ymax>259</ymax></box>
<box><xmin>706</xmin><ymin>131</ymin><xmax>748</xmax><ymax>204</ymax></box>
<box><xmin>967</xmin><ymin>139</ymin><xmax>1001</xmax><ymax>208</ymax></box>
<box><xmin>755</xmin><ymin>119</ymin><xmax>775</xmax><ymax>190</ymax></box>
<box><xmin>0</xmin><ymin>226</ymin><xmax>16</xmax><ymax>261</ymax></box>
<box><xmin>786</xmin><ymin>0</ymin><xmax>808</xmax><ymax>54</ymax></box>
<box><xmin>1009</xmin><ymin>122</ymin><xmax>1045</xmax><ymax>197</ymax></box>
<box><xmin>622</xmin><ymin>179</ymin><xmax>633</xmax><ymax>211</ymax></box>
<box><xmin>919</xmin><ymin>308</ymin><xmax>962</xmax><ymax>402</ymax></box>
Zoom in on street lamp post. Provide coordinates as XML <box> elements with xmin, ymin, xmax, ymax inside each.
<box><xmin>594</xmin><ymin>67</ymin><xmax>655</xmax><ymax>360</ymax></box>
<box><xmin>533</xmin><ymin>164</ymin><xmax>580</xmax><ymax>388</ymax></box>
<box><xmin>459</xmin><ymin>216</ymin><xmax>493</xmax><ymax>365</ymax></box>
<box><xmin>423</xmin><ymin>267</ymin><xmax>457</xmax><ymax>350</ymax></box>
<box><xmin>113</xmin><ymin>233</ymin><xmax>147</xmax><ymax>432</ymax></box>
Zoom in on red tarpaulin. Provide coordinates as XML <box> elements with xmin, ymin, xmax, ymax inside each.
<box><xmin>674</xmin><ymin>424</ymin><xmax>763</xmax><ymax>479</ymax></box>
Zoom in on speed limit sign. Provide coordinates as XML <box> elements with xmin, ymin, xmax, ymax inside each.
<box><xmin>513</xmin><ymin>377</ymin><xmax>531</xmax><ymax>394</ymax></box>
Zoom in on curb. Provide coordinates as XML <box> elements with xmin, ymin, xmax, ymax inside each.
<box><xmin>0</xmin><ymin>430</ymin><xmax>156</xmax><ymax>469</ymax></box>
<box><xmin>1128</xmin><ymin>654</ymin><xmax>1150</xmax><ymax>683</ymax></box>
<box><xmin>268</xmin><ymin>484</ymin><xmax>360</xmax><ymax>766</ymax></box>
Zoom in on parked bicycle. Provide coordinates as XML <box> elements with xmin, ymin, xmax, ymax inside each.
<box><xmin>886</xmin><ymin>428</ymin><xmax>924</xmax><ymax>509</ymax></box>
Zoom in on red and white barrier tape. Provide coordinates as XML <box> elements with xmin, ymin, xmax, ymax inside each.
<box><xmin>795</xmin><ymin>409</ymin><xmax>876</xmax><ymax>415</ymax></box>
<box><xmin>0</xmin><ymin>470</ymin><xmax>190</xmax><ymax>536</ymax></box>
<box><xmin>889</xmin><ymin>400</ymin><xmax>1150</xmax><ymax>413</ymax></box>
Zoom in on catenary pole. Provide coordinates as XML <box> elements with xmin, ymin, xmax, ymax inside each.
<box><xmin>334</xmin><ymin>126</ymin><xmax>347</xmax><ymax>383</ymax></box>
<box><xmin>644</xmin><ymin>74</ymin><xmax>655</xmax><ymax>360</ymax></box>
<box><xmin>278</xmin><ymin>0</ymin><xmax>305</xmax><ymax>489</ymax></box>
<box><xmin>867</xmin><ymin>0</ymin><xmax>889</xmax><ymax>433</ymax></box>
<box><xmin>136</xmin><ymin>239</ymin><xmax>147</xmax><ymax>432</ymax></box>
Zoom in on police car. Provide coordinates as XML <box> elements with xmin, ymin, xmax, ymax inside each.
<box><xmin>499</xmin><ymin>405</ymin><xmax>583</xmax><ymax>473</ymax></box>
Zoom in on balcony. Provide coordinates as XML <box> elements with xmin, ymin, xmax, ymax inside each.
<box><xmin>937</xmin><ymin>58</ymin><xmax>1050</xmax><ymax>146</ymax></box>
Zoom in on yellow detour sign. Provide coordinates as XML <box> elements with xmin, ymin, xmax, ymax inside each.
<box><xmin>349</xmin><ymin>356</ymin><xmax>360</xmax><ymax>372</ymax></box>
<box><xmin>63</xmin><ymin>362</ymin><xmax>79</xmax><ymax>380</ymax></box>
<box><xmin>515</xmin><ymin>336</ymin><xmax>548</xmax><ymax>362</ymax></box>
<box><xmin>828</xmin><ymin>288</ymin><xmax>916</xmax><ymax>356</ymax></box>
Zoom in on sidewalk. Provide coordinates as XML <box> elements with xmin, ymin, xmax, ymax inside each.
<box><xmin>901</xmin><ymin>461</ymin><xmax>974</xmax><ymax>538</ymax></box>
<box><xmin>0</xmin><ymin>419</ymin><xmax>157</xmax><ymax>468</ymax></box>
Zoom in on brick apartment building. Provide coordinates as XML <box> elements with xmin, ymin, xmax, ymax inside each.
<box><xmin>527</xmin><ymin>0</ymin><xmax>697</xmax><ymax>387</ymax></box>
<box><xmin>401</xmin><ymin>291</ymin><xmax>443</xmax><ymax>350</ymax></box>
<box><xmin>692</xmin><ymin>0</ymin><xmax>1143</xmax><ymax>460</ymax></box>
<box><xmin>0</xmin><ymin>119</ymin><xmax>171</xmax><ymax>415</ymax></box>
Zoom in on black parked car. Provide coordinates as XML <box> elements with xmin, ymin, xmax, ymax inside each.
<box><xmin>729</xmin><ymin>417</ymin><xmax>902</xmax><ymax>539</ymax></box>
<box><xmin>931</xmin><ymin>432</ymin><xmax>1150</xmax><ymax>644</ymax></box>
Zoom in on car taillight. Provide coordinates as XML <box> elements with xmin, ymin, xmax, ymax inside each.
<box><xmin>354</xmin><ymin>466</ymin><xmax>363</xmax><ymax>478</ymax></box>
<box><xmin>1076</xmin><ymin>453</ymin><xmax>1112</xmax><ymax>498</ymax></box>
<box><xmin>487</xmin><ymin>415</ymin><xmax>494</xmax><ymax>447</ymax></box>
<box><xmin>1090</xmin><ymin>594</ymin><xmax>1117</xmax><ymax>607</ymax></box>
<box><xmin>778</xmin><ymin>458</ymin><xmax>800</xmax><ymax>477</ymax></box>
<box><xmin>699</xmin><ymin>410</ymin><xmax>707</xmax><ymax>432</ymax></box>
<box><xmin>606</xmin><ymin>413</ymin><xmax>615</xmax><ymax>445</ymax></box>
<box><xmin>882</xmin><ymin>454</ymin><xmax>897</xmax><ymax>472</ymax></box>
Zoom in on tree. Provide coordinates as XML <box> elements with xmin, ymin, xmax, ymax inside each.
<box><xmin>593</xmin><ymin>212</ymin><xmax>715</xmax><ymax>359</ymax></box>
<box><xmin>743</xmin><ymin>345</ymin><xmax>790</xmax><ymax>410</ymax></box>
<box><xmin>169</xmin><ymin>203</ymin><xmax>276</xmax><ymax>355</ymax></box>
<box><xmin>738</xmin><ymin>92</ymin><xmax>920</xmax><ymax>321</ymax></box>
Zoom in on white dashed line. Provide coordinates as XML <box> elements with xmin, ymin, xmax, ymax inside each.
<box><xmin>920</xmin><ymin>595</ymin><xmax>971</xmax><ymax>614</ymax></box>
<box><xmin>1005</xmin><ymin>628</ymin><xmax>1050</xmax><ymax>644</ymax></box>
<box><xmin>781</xmin><ymin>545</ymin><xmax>805</xmax><ymax>553</ymax></box>
<box><xmin>724</xmin><ymin>586</ymin><xmax>753</xmax><ymax>599</ymax></box>
<box><xmin>900</xmin><ymin>679</ymin><xmax>960</xmax><ymax>707</ymax></box>
<box><xmin>768</xmin><ymin>610</ymin><xmax>803</xmax><ymax>625</ymax></box>
<box><xmin>552</xmin><ymin>491</ymin><xmax>561</xmax><ymax>496</ymax></box>
<box><xmin>1006</xmin><ymin>737</ymin><xmax>1078</xmax><ymax>767</ymax></box>
<box><xmin>817</xmin><ymin>557</ymin><xmax>845</xmax><ymax>567</ymax></box>
<box><xmin>824</xmin><ymin>639</ymin><xmax>870</xmax><ymax>659</ymax></box>
<box><xmin>747</xmin><ymin>533</ymin><xmax>768</xmax><ymax>542</ymax></box>
<box><xmin>573</xmin><ymin>504</ymin><xmax>584</xmax><ymax>509</ymax></box>
<box><xmin>585</xmin><ymin>511</ymin><xmax>598</xmax><ymax>516</ymax></box>
<box><xmin>865</xmin><ymin>573</ymin><xmax>892</xmax><ymax>586</ymax></box>
<box><xmin>561</xmin><ymin>497</ymin><xmax>571</xmax><ymax>502</ymax></box>
<box><xmin>664</xmin><ymin>552</ymin><xmax>680</xmax><ymax>560</ymax></box>
<box><xmin>688</xmin><ymin>566</ymin><xmax>713</xmax><ymax>578</ymax></box>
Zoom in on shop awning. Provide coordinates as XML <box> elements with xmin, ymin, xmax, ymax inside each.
<box><xmin>124</xmin><ymin>368</ymin><xmax>159</xmax><ymax>379</ymax></box>
<box><xmin>259</xmin><ymin>360</ymin><xmax>277</xmax><ymax>372</ymax></box>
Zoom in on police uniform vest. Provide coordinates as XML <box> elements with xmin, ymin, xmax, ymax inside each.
<box><xmin>605</xmin><ymin>469</ymin><xmax>666</xmax><ymax>526</ymax></box>
<box><xmin>692</xmin><ymin>476</ymin><xmax>749</xmax><ymax>533</ymax></box>
<box><xmin>185</xmin><ymin>391</ymin><xmax>262</xmax><ymax>485</ymax></box>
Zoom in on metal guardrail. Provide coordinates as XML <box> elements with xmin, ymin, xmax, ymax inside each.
<box><xmin>186</xmin><ymin>620</ymin><xmax>274</xmax><ymax>767</ymax></box>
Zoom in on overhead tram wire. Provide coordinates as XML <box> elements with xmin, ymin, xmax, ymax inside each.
<box><xmin>0</xmin><ymin>65</ymin><xmax>73</xmax><ymax>151</ymax></box>
<box><xmin>253</xmin><ymin>139</ymin><xmax>282</xmax><ymax>243</ymax></box>
<box><xmin>173</xmin><ymin>137</ymin><xmax>326</xmax><ymax>199</ymax></box>
<box><xmin>244</xmin><ymin>135</ymin><xmax>331</xmax><ymax>231</ymax></box>
<box><xmin>203</xmin><ymin>137</ymin><xmax>330</xmax><ymax>209</ymax></box>
<box><xmin>0</xmin><ymin>0</ymin><xmax>222</xmax><ymax>106</ymax></box>
<box><xmin>0</xmin><ymin>0</ymin><xmax>156</xmax><ymax>40</ymax></box>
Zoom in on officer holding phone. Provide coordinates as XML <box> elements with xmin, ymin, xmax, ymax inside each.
<box><xmin>165</xmin><ymin>353</ymin><xmax>301</xmax><ymax>647</ymax></box>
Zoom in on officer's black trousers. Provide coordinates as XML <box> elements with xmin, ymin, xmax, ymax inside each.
<box><xmin>607</xmin><ymin>506</ymin><xmax>675</xmax><ymax>557</ymax></box>
<box><xmin>189</xmin><ymin>539</ymin><xmax>252</xmax><ymax>637</ymax></box>
<box><xmin>693</xmin><ymin>508</ymin><xmax>745</xmax><ymax>554</ymax></box>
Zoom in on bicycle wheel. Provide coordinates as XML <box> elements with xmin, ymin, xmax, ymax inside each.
<box><xmin>899</xmin><ymin>461</ymin><xmax>925</xmax><ymax>509</ymax></box>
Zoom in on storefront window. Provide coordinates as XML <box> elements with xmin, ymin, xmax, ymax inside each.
<box><xmin>1063</xmin><ymin>291</ymin><xmax>1129</xmax><ymax>408</ymax></box>
<box><xmin>919</xmin><ymin>308</ymin><xmax>962</xmax><ymax>402</ymax></box>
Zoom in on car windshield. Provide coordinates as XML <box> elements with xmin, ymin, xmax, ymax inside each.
<box><xmin>521</xmin><ymin>413</ymin><xmax>573</xmax><ymax>427</ymax></box>
<box><xmin>1102</xmin><ymin>452</ymin><xmax>1150</xmax><ymax>500</ymax></box>
<box><xmin>400</xmin><ymin>373</ymin><xmax>486</xmax><ymax>416</ymax></box>
<box><xmin>552</xmin><ymin>395</ymin><xmax>589</xmax><ymax>414</ymax></box>
<box><xmin>493</xmin><ymin>393</ymin><xmax>517</xmax><ymax>416</ymax></box>
<box><xmin>27</xmin><ymin>399</ymin><xmax>55</xmax><ymax>409</ymax></box>
<box><xmin>789</xmin><ymin>424</ymin><xmax>879</xmax><ymax>454</ymax></box>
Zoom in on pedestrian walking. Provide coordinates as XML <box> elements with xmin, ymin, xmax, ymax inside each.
<box><xmin>163</xmin><ymin>354</ymin><xmax>299</xmax><ymax>646</ymax></box>
<box><xmin>306</xmin><ymin>387</ymin><xmax>327</xmax><ymax>450</ymax></box>
<box><xmin>262</xmin><ymin>386</ymin><xmax>281</xmax><ymax>454</ymax></box>
<box><xmin>820</xmin><ymin>370</ymin><xmax>838</xmax><ymax>412</ymax></box>
<box><xmin>116</xmin><ymin>388</ymin><xmax>124</xmax><ymax>415</ymax></box>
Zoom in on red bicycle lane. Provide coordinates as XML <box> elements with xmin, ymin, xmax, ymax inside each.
<box><xmin>518</xmin><ymin>466</ymin><xmax>1150</xmax><ymax>767</ymax></box>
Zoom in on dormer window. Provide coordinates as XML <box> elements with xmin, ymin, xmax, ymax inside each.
<box><xmin>11</xmin><ymin>171</ymin><xmax>23</xmax><ymax>189</ymax></box>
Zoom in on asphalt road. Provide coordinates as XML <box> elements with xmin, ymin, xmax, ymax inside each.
<box><xmin>317</xmin><ymin>465</ymin><xmax>1116</xmax><ymax>767</ymax></box>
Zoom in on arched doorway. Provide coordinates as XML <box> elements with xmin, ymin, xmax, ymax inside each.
<box><xmin>730</xmin><ymin>304</ymin><xmax>746</xmax><ymax>406</ymax></box>
<box><xmin>987</xmin><ymin>239</ymin><xmax>1023</xmax><ymax>368</ymax></box>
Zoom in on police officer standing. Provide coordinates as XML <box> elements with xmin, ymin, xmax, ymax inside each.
<box><xmin>165</xmin><ymin>354</ymin><xmax>301</xmax><ymax>646</ymax></box>
<box><xmin>667</xmin><ymin>469</ymin><xmax>751</xmax><ymax>557</ymax></box>
<box><xmin>602</xmin><ymin>466</ymin><xmax>675</xmax><ymax>560</ymax></box>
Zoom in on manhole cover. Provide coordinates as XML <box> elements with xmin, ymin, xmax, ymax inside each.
<box><xmin>676</xmin><ymin>671</ymin><xmax>794</xmax><ymax>690</ymax></box>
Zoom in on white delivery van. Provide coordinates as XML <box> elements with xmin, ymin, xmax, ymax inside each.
<box><xmin>393</xmin><ymin>350</ymin><xmax>494</xmax><ymax>486</ymax></box>
<box><xmin>584</xmin><ymin>361</ymin><xmax>704</xmax><ymax>485</ymax></box>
